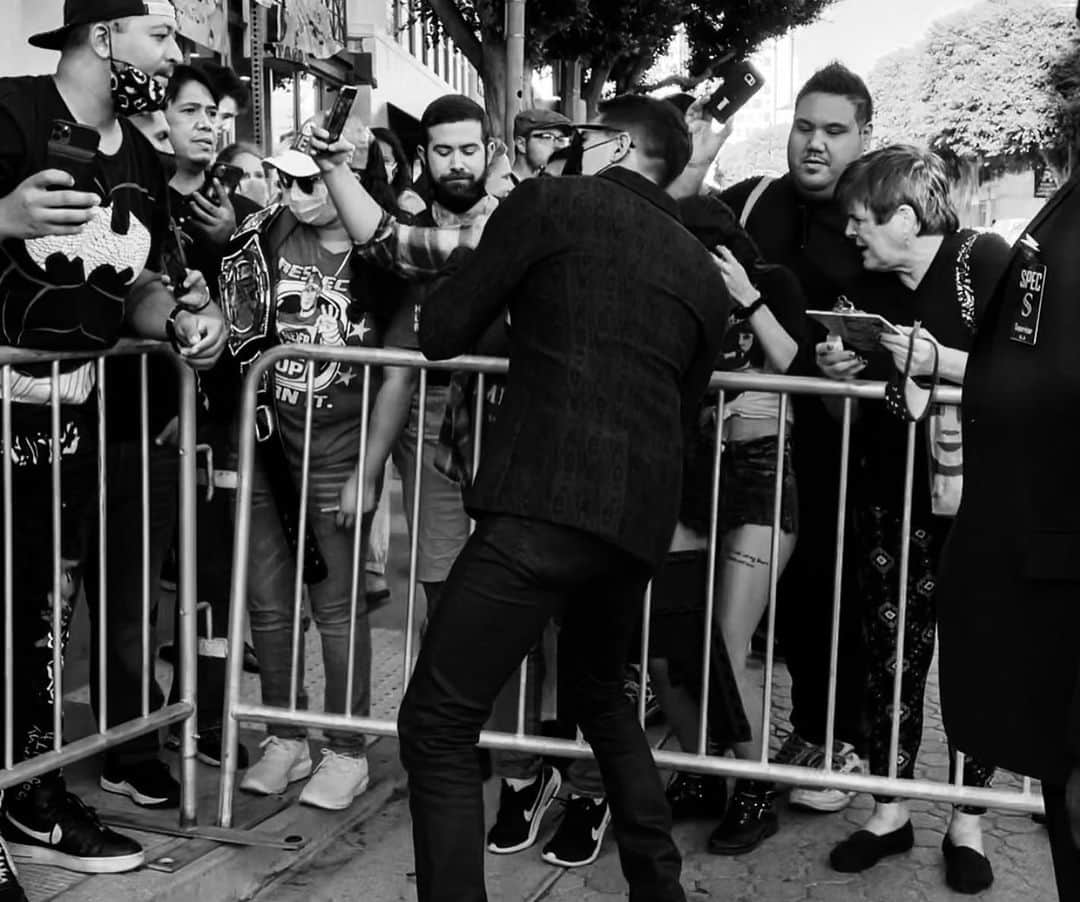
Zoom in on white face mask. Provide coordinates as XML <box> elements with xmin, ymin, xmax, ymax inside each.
<box><xmin>286</xmin><ymin>181</ymin><xmax>336</xmax><ymax>226</ymax></box>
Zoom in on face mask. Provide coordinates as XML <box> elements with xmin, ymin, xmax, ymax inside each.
<box><xmin>286</xmin><ymin>182</ymin><xmax>336</xmax><ymax>225</ymax></box>
<box><xmin>110</xmin><ymin>58</ymin><xmax>167</xmax><ymax>116</ymax></box>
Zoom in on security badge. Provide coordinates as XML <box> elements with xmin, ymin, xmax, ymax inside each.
<box><xmin>1008</xmin><ymin>234</ymin><xmax>1046</xmax><ymax>347</ymax></box>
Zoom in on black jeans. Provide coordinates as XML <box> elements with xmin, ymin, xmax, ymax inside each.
<box><xmin>778</xmin><ymin>398</ymin><xmax>865</xmax><ymax>749</ymax></box>
<box><xmin>1043</xmin><ymin>784</ymin><xmax>1080</xmax><ymax>901</ymax></box>
<box><xmin>85</xmin><ymin>441</ymin><xmax>179</xmax><ymax>768</ymax></box>
<box><xmin>397</xmin><ymin>514</ymin><xmax>685</xmax><ymax>902</ymax></box>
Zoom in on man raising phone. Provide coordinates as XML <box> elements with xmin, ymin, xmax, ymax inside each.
<box><xmin>0</xmin><ymin>1</ymin><xmax>225</xmax><ymax>897</ymax></box>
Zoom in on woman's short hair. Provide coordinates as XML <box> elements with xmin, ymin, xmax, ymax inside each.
<box><xmin>836</xmin><ymin>145</ymin><xmax>960</xmax><ymax>236</ymax></box>
<box><xmin>216</xmin><ymin>142</ymin><xmax>264</xmax><ymax>167</ymax></box>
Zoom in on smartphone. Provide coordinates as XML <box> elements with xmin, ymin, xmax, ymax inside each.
<box><xmin>704</xmin><ymin>60</ymin><xmax>766</xmax><ymax>123</ymax></box>
<box><xmin>200</xmin><ymin>162</ymin><xmax>244</xmax><ymax>202</ymax></box>
<box><xmin>323</xmin><ymin>85</ymin><xmax>359</xmax><ymax>143</ymax></box>
<box><xmin>45</xmin><ymin>119</ymin><xmax>100</xmax><ymax>193</ymax></box>
<box><xmin>163</xmin><ymin>223</ymin><xmax>189</xmax><ymax>293</ymax></box>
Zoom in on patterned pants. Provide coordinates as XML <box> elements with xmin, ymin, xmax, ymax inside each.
<box><xmin>856</xmin><ymin>504</ymin><xmax>994</xmax><ymax>810</ymax></box>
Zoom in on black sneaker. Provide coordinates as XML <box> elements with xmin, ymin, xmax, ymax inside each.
<box><xmin>100</xmin><ymin>760</ymin><xmax>180</xmax><ymax>809</ymax></box>
<box><xmin>706</xmin><ymin>788</ymin><xmax>778</xmax><ymax>855</ymax></box>
<box><xmin>163</xmin><ymin>728</ymin><xmax>250</xmax><ymax>769</ymax></box>
<box><xmin>486</xmin><ymin>765</ymin><xmax>562</xmax><ymax>854</ymax></box>
<box><xmin>540</xmin><ymin>795</ymin><xmax>611</xmax><ymax>867</ymax></box>
<box><xmin>2</xmin><ymin>790</ymin><xmax>144</xmax><ymax>873</ymax></box>
<box><xmin>0</xmin><ymin>837</ymin><xmax>27</xmax><ymax>902</ymax></box>
<box><xmin>665</xmin><ymin>771</ymin><xmax>728</xmax><ymax>820</ymax></box>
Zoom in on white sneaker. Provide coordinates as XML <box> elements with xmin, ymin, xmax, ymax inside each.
<box><xmin>239</xmin><ymin>737</ymin><xmax>313</xmax><ymax>795</ymax></box>
<box><xmin>298</xmin><ymin>750</ymin><xmax>370</xmax><ymax>810</ymax></box>
<box><xmin>788</xmin><ymin>741</ymin><xmax>864</xmax><ymax>813</ymax></box>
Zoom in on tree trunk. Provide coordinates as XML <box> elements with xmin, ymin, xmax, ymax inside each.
<box><xmin>482</xmin><ymin>42</ymin><xmax>508</xmax><ymax>140</ymax></box>
<box><xmin>582</xmin><ymin>62</ymin><xmax>613</xmax><ymax>120</ymax></box>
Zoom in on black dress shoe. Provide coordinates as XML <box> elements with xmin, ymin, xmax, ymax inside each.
<box><xmin>942</xmin><ymin>835</ymin><xmax>994</xmax><ymax>894</ymax></box>
<box><xmin>830</xmin><ymin>821</ymin><xmax>914</xmax><ymax>872</ymax></box>
<box><xmin>707</xmin><ymin>790</ymin><xmax>778</xmax><ymax>855</ymax></box>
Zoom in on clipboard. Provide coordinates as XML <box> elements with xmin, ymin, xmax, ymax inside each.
<box><xmin>807</xmin><ymin>310</ymin><xmax>902</xmax><ymax>354</ymax></box>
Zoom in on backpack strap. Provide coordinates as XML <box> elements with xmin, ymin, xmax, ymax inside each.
<box><xmin>739</xmin><ymin>176</ymin><xmax>775</xmax><ymax>228</ymax></box>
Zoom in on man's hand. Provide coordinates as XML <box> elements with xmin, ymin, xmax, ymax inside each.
<box><xmin>173</xmin><ymin>304</ymin><xmax>227</xmax><ymax>370</ymax></box>
<box><xmin>816</xmin><ymin>339</ymin><xmax>866</xmax><ymax>380</ymax></box>
<box><xmin>880</xmin><ymin>325</ymin><xmax>939</xmax><ymax>378</ymax></box>
<box><xmin>336</xmin><ymin>466</ymin><xmax>377</xmax><ymax>530</ymax></box>
<box><xmin>308</xmin><ymin>126</ymin><xmax>356</xmax><ymax>174</ymax></box>
<box><xmin>684</xmin><ymin>94</ymin><xmax>734</xmax><ymax>172</ymax></box>
<box><xmin>167</xmin><ymin>268</ymin><xmax>211</xmax><ymax>311</ymax></box>
<box><xmin>0</xmin><ymin>170</ymin><xmax>100</xmax><ymax>240</ymax></box>
<box><xmin>187</xmin><ymin>181</ymin><xmax>237</xmax><ymax>245</ymax></box>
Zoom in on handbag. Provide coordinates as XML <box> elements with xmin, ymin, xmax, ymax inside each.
<box><xmin>926</xmin><ymin>232</ymin><xmax>978</xmax><ymax>517</ymax></box>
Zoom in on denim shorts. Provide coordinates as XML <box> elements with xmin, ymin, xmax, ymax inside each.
<box><xmin>718</xmin><ymin>435</ymin><xmax>798</xmax><ymax>534</ymax></box>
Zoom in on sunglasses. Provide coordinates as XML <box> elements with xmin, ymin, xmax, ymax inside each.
<box><xmin>278</xmin><ymin>172</ymin><xmax>322</xmax><ymax>194</ymax></box>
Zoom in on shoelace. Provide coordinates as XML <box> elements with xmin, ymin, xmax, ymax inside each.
<box><xmin>53</xmin><ymin>791</ymin><xmax>105</xmax><ymax>833</ymax></box>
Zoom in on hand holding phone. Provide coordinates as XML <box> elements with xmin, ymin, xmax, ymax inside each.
<box><xmin>704</xmin><ymin>60</ymin><xmax>766</xmax><ymax>123</ymax></box>
<box><xmin>0</xmin><ymin>170</ymin><xmax>99</xmax><ymax>241</ymax></box>
<box><xmin>46</xmin><ymin>120</ymin><xmax>100</xmax><ymax>195</ymax></box>
<box><xmin>323</xmin><ymin>85</ymin><xmax>359</xmax><ymax>143</ymax></box>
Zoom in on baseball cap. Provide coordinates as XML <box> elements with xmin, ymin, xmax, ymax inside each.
<box><xmin>29</xmin><ymin>0</ymin><xmax>177</xmax><ymax>51</ymax></box>
<box><xmin>514</xmin><ymin>108</ymin><xmax>573</xmax><ymax>139</ymax></box>
<box><xmin>263</xmin><ymin>130</ymin><xmax>320</xmax><ymax>179</ymax></box>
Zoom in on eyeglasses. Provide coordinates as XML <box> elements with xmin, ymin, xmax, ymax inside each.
<box><xmin>278</xmin><ymin>172</ymin><xmax>321</xmax><ymax>194</ymax></box>
<box><xmin>574</xmin><ymin>124</ymin><xmax>635</xmax><ymax>152</ymax></box>
<box><xmin>529</xmin><ymin>131</ymin><xmax>572</xmax><ymax>147</ymax></box>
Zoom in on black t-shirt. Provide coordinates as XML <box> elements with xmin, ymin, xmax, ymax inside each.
<box><xmin>0</xmin><ymin>76</ymin><xmax>169</xmax><ymax>355</ymax></box>
<box><xmin>855</xmin><ymin>229</ymin><xmax>1012</xmax><ymax>515</ymax></box>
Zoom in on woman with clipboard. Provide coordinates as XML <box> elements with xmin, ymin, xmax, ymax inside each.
<box><xmin>815</xmin><ymin>146</ymin><xmax>1010</xmax><ymax>893</ymax></box>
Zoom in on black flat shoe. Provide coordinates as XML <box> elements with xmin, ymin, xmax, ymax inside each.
<box><xmin>830</xmin><ymin>821</ymin><xmax>914</xmax><ymax>872</ymax></box>
<box><xmin>942</xmin><ymin>835</ymin><xmax>994</xmax><ymax>894</ymax></box>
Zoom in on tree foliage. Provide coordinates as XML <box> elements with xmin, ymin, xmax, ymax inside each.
<box><xmin>869</xmin><ymin>0</ymin><xmax>1080</xmax><ymax>175</ymax></box>
<box><xmin>412</xmin><ymin>0</ymin><xmax>840</xmax><ymax>134</ymax></box>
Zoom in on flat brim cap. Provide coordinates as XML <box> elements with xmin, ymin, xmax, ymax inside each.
<box><xmin>30</xmin><ymin>0</ymin><xmax>177</xmax><ymax>50</ymax></box>
<box><xmin>263</xmin><ymin>148</ymin><xmax>320</xmax><ymax>179</ymax></box>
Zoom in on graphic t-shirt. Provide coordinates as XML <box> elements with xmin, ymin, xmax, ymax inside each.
<box><xmin>271</xmin><ymin>227</ymin><xmax>383</xmax><ymax>469</ymax></box>
<box><xmin>0</xmin><ymin>76</ymin><xmax>169</xmax><ymax>357</ymax></box>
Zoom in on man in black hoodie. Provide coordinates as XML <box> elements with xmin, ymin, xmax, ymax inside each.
<box><xmin>718</xmin><ymin>63</ymin><xmax>903</xmax><ymax>813</ymax></box>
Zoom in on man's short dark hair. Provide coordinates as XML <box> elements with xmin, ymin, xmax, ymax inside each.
<box><xmin>796</xmin><ymin>62</ymin><xmax>873</xmax><ymax>127</ymax></box>
<box><xmin>420</xmin><ymin>95</ymin><xmax>490</xmax><ymax>146</ymax></box>
<box><xmin>198</xmin><ymin>62</ymin><xmax>249</xmax><ymax>112</ymax></box>
<box><xmin>596</xmin><ymin>94</ymin><xmax>691</xmax><ymax>189</ymax></box>
<box><xmin>165</xmin><ymin>64</ymin><xmax>219</xmax><ymax>107</ymax></box>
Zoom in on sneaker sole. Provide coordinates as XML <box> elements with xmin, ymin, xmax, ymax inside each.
<box><xmin>298</xmin><ymin>777</ymin><xmax>370</xmax><ymax>811</ymax></box>
<box><xmin>99</xmin><ymin>777</ymin><xmax>178</xmax><ymax>809</ymax></box>
<box><xmin>487</xmin><ymin>770</ymin><xmax>563</xmax><ymax>855</ymax></box>
<box><xmin>789</xmin><ymin>789</ymin><xmax>856</xmax><ymax>813</ymax></box>
<box><xmin>539</xmin><ymin>807</ymin><xmax>612</xmax><ymax>868</ymax></box>
<box><xmin>8</xmin><ymin>842</ymin><xmax>144</xmax><ymax>874</ymax></box>
<box><xmin>239</xmin><ymin>759</ymin><xmax>313</xmax><ymax>795</ymax></box>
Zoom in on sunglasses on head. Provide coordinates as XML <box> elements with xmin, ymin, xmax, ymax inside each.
<box><xmin>278</xmin><ymin>172</ymin><xmax>321</xmax><ymax>193</ymax></box>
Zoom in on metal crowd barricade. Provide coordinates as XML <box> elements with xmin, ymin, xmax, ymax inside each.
<box><xmin>218</xmin><ymin>345</ymin><xmax>1042</xmax><ymax>828</ymax></box>
<box><xmin>0</xmin><ymin>339</ymin><xmax>201</xmax><ymax>828</ymax></box>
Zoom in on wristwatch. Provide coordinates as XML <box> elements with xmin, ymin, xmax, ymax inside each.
<box><xmin>733</xmin><ymin>293</ymin><xmax>766</xmax><ymax>321</ymax></box>
<box><xmin>165</xmin><ymin>304</ymin><xmax>186</xmax><ymax>352</ymax></box>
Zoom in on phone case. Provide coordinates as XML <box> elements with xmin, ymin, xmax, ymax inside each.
<box><xmin>46</xmin><ymin>120</ymin><xmax>100</xmax><ymax>193</ymax></box>
<box><xmin>705</xmin><ymin>61</ymin><xmax>766</xmax><ymax>122</ymax></box>
<box><xmin>324</xmin><ymin>86</ymin><xmax>358</xmax><ymax>142</ymax></box>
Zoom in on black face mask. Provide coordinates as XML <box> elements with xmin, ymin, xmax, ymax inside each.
<box><xmin>540</xmin><ymin>131</ymin><xmax>584</xmax><ymax>177</ymax></box>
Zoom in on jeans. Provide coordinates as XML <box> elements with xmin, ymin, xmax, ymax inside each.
<box><xmin>397</xmin><ymin>514</ymin><xmax>684</xmax><ymax>902</ymax></box>
<box><xmin>0</xmin><ymin>408</ymin><xmax>94</xmax><ymax>801</ymax></box>
<box><xmin>247</xmin><ymin>459</ymin><xmax>370</xmax><ymax>755</ymax></box>
<box><xmin>84</xmin><ymin>441</ymin><xmax>178</xmax><ymax>768</ymax></box>
<box><xmin>1043</xmin><ymin>784</ymin><xmax>1080</xmax><ymax>901</ymax></box>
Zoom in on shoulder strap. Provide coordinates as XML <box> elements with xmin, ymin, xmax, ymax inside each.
<box><xmin>955</xmin><ymin>231</ymin><xmax>979</xmax><ymax>333</ymax></box>
<box><xmin>739</xmin><ymin>176</ymin><xmax>775</xmax><ymax>228</ymax></box>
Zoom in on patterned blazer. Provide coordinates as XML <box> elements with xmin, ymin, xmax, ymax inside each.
<box><xmin>420</xmin><ymin>167</ymin><xmax>730</xmax><ymax>566</ymax></box>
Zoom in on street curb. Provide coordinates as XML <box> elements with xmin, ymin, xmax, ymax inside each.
<box><xmin>50</xmin><ymin>739</ymin><xmax>408</xmax><ymax>902</ymax></box>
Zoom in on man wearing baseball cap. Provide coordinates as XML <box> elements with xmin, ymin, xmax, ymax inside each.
<box><xmin>511</xmin><ymin>108</ymin><xmax>573</xmax><ymax>183</ymax></box>
<box><xmin>0</xmin><ymin>2</ymin><xmax>226</xmax><ymax>897</ymax></box>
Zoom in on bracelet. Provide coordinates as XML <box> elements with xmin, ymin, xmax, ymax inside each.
<box><xmin>733</xmin><ymin>295</ymin><xmax>767</xmax><ymax>321</ymax></box>
<box><xmin>164</xmin><ymin>304</ymin><xmax>185</xmax><ymax>352</ymax></box>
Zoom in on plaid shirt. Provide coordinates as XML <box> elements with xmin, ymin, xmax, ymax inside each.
<box><xmin>355</xmin><ymin>195</ymin><xmax>499</xmax><ymax>280</ymax></box>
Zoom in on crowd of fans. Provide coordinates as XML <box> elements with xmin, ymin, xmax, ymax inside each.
<box><xmin>0</xmin><ymin>1</ymin><xmax>1069</xmax><ymax>900</ymax></box>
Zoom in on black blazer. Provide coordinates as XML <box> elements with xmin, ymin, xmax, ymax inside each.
<box><xmin>420</xmin><ymin>168</ymin><xmax>730</xmax><ymax>566</ymax></box>
<box><xmin>937</xmin><ymin>169</ymin><xmax>1080</xmax><ymax>785</ymax></box>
